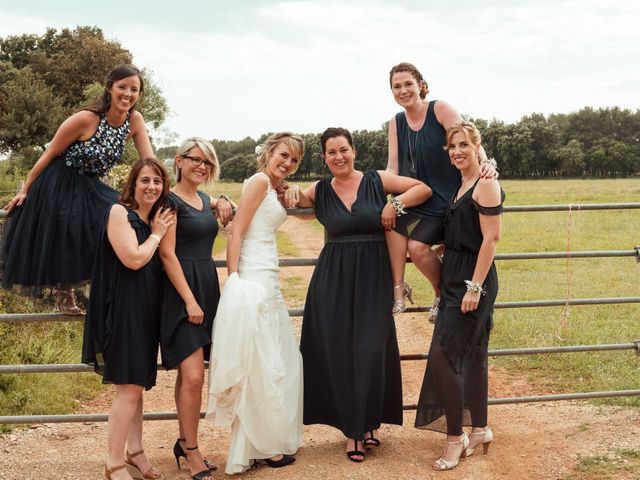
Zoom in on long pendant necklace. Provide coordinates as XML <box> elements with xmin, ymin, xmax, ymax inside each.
<box><xmin>407</xmin><ymin>128</ymin><xmax>418</xmax><ymax>175</ymax></box>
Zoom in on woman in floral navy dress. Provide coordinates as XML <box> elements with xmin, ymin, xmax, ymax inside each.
<box><xmin>1</xmin><ymin>64</ymin><xmax>153</xmax><ymax>314</ymax></box>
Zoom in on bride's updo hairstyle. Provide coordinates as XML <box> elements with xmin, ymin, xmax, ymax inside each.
<box><xmin>256</xmin><ymin>132</ymin><xmax>305</xmax><ymax>173</ymax></box>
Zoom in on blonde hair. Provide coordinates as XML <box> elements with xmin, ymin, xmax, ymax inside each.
<box><xmin>175</xmin><ymin>137</ymin><xmax>220</xmax><ymax>184</ymax></box>
<box><xmin>256</xmin><ymin>132</ymin><xmax>305</xmax><ymax>173</ymax></box>
<box><xmin>446</xmin><ymin>121</ymin><xmax>482</xmax><ymax>148</ymax></box>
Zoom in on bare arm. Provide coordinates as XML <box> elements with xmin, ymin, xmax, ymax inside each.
<box><xmin>282</xmin><ymin>181</ymin><xmax>317</xmax><ymax>209</ymax></box>
<box><xmin>226</xmin><ymin>174</ymin><xmax>269</xmax><ymax>274</ymax></box>
<box><xmin>107</xmin><ymin>204</ymin><xmax>174</xmax><ymax>270</ymax></box>
<box><xmin>210</xmin><ymin>195</ymin><xmax>236</xmax><ymax>227</ymax></box>
<box><xmin>377</xmin><ymin>170</ymin><xmax>432</xmax><ymax>230</ymax></box>
<box><xmin>461</xmin><ymin>178</ymin><xmax>502</xmax><ymax>313</ymax></box>
<box><xmin>129</xmin><ymin>110</ymin><xmax>154</xmax><ymax>159</ymax></box>
<box><xmin>433</xmin><ymin>100</ymin><xmax>463</xmax><ymax>130</ymax></box>
<box><xmin>386</xmin><ymin>116</ymin><xmax>399</xmax><ymax>174</ymax></box>
<box><xmin>3</xmin><ymin>111</ymin><xmax>96</xmax><ymax>212</ymax></box>
<box><xmin>158</xmin><ymin>207</ymin><xmax>206</xmax><ymax>324</ymax></box>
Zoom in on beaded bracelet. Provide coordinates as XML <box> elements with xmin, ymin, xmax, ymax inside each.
<box><xmin>388</xmin><ymin>194</ymin><xmax>407</xmax><ymax>216</ymax></box>
<box><xmin>464</xmin><ymin>280</ymin><xmax>485</xmax><ymax>296</ymax></box>
<box><xmin>216</xmin><ymin>193</ymin><xmax>231</xmax><ymax>202</ymax></box>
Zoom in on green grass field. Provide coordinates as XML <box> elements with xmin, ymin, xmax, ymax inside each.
<box><xmin>211</xmin><ymin>178</ymin><xmax>640</xmax><ymax>405</ymax></box>
<box><xmin>0</xmin><ymin>178</ymin><xmax>638</xmax><ymax>426</ymax></box>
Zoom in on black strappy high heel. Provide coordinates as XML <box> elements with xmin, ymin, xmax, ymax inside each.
<box><xmin>173</xmin><ymin>439</ymin><xmax>216</xmax><ymax>471</ymax></box>
<box><xmin>346</xmin><ymin>438</ymin><xmax>365</xmax><ymax>462</ymax></box>
<box><xmin>185</xmin><ymin>446</ymin><xmax>214</xmax><ymax>480</ymax></box>
<box><xmin>363</xmin><ymin>430</ymin><xmax>381</xmax><ymax>449</ymax></box>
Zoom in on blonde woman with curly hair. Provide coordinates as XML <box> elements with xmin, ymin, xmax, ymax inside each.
<box><xmin>206</xmin><ymin>132</ymin><xmax>304</xmax><ymax>474</ymax></box>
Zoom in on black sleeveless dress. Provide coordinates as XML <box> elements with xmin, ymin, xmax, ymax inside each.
<box><xmin>393</xmin><ymin>100</ymin><xmax>461</xmax><ymax>244</ymax></box>
<box><xmin>415</xmin><ymin>180</ymin><xmax>504</xmax><ymax>433</ymax></box>
<box><xmin>82</xmin><ymin>207</ymin><xmax>161</xmax><ymax>390</ymax></box>
<box><xmin>1</xmin><ymin>113</ymin><xmax>128</xmax><ymax>292</ymax></box>
<box><xmin>301</xmin><ymin>171</ymin><xmax>403</xmax><ymax>440</ymax></box>
<box><xmin>159</xmin><ymin>191</ymin><xmax>220</xmax><ymax>370</ymax></box>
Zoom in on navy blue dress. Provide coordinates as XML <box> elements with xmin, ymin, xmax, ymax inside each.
<box><xmin>393</xmin><ymin>101</ymin><xmax>461</xmax><ymax>244</ymax></box>
<box><xmin>159</xmin><ymin>191</ymin><xmax>221</xmax><ymax>370</ymax></box>
<box><xmin>1</xmin><ymin>113</ymin><xmax>128</xmax><ymax>292</ymax></box>
<box><xmin>82</xmin><ymin>207</ymin><xmax>161</xmax><ymax>390</ymax></box>
<box><xmin>301</xmin><ymin>171</ymin><xmax>403</xmax><ymax>440</ymax></box>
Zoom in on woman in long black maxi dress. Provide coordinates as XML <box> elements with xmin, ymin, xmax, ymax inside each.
<box><xmin>82</xmin><ymin>158</ymin><xmax>174</xmax><ymax>479</ymax></box>
<box><xmin>289</xmin><ymin>127</ymin><xmax>431</xmax><ymax>462</ymax></box>
<box><xmin>1</xmin><ymin>64</ymin><xmax>153</xmax><ymax>314</ymax></box>
<box><xmin>414</xmin><ymin>121</ymin><xmax>503</xmax><ymax>471</ymax></box>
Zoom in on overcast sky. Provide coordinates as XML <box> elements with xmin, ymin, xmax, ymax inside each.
<box><xmin>1</xmin><ymin>0</ymin><xmax>639</xmax><ymax>143</ymax></box>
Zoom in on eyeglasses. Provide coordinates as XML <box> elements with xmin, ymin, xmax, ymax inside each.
<box><xmin>181</xmin><ymin>154</ymin><xmax>214</xmax><ymax>169</ymax></box>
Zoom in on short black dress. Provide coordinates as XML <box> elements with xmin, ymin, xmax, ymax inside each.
<box><xmin>415</xmin><ymin>180</ymin><xmax>504</xmax><ymax>433</ymax></box>
<box><xmin>393</xmin><ymin>101</ymin><xmax>461</xmax><ymax>244</ymax></box>
<box><xmin>160</xmin><ymin>191</ymin><xmax>220</xmax><ymax>370</ymax></box>
<box><xmin>301</xmin><ymin>171</ymin><xmax>403</xmax><ymax>440</ymax></box>
<box><xmin>82</xmin><ymin>207</ymin><xmax>161</xmax><ymax>390</ymax></box>
<box><xmin>1</xmin><ymin>113</ymin><xmax>128</xmax><ymax>292</ymax></box>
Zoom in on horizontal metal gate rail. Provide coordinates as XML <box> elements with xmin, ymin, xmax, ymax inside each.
<box><xmin>1</xmin><ymin>201</ymin><xmax>638</xmax><ymax>425</ymax></box>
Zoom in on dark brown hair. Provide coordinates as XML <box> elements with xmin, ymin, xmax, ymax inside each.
<box><xmin>320</xmin><ymin>127</ymin><xmax>354</xmax><ymax>154</ymax></box>
<box><xmin>120</xmin><ymin>158</ymin><xmax>170</xmax><ymax>219</ymax></box>
<box><xmin>389</xmin><ymin>62</ymin><xmax>429</xmax><ymax>99</ymax></box>
<box><xmin>84</xmin><ymin>64</ymin><xmax>145</xmax><ymax>115</ymax></box>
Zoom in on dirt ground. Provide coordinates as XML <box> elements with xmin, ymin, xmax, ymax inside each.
<box><xmin>1</xmin><ymin>217</ymin><xmax>639</xmax><ymax>480</ymax></box>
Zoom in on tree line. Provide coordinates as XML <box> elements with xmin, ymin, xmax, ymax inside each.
<box><xmin>1</xmin><ymin>27</ymin><xmax>638</xmax><ymax>184</ymax></box>
<box><xmin>162</xmin><ymin>106</ymin><xmax>640</xmax><ymax>182</ymax></box>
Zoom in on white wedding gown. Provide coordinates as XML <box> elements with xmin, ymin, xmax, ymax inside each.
<box><xmin>206</xmin><ymin>173</ymin><xmax>303</xmax><ymax>474</ymax></box>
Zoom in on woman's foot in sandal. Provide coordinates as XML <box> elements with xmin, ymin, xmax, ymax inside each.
<box><xmin>345</xmin><ymin>438</ymin><xmax>365</xmax><ymax>462</ymax></box>
<box><xmin>54</xmin><ymin>285</ymin><xmax>84</xmax><ymax>316</ymax></box>
<box><xmin>174</xmin><ymin>438</ymin><xmax>216</xmax><ymax>471</ymax></box>
<box><xmin>125</xmin><ymin>449</ymin><xmax>163</xmax><ymax>479</ymax></box>
<box><xmin>432</xmin><ymin>433</ymin><xmax>468</xmax><ymax>471</ymax></box>
<box><xmin>392</xmin><ymin>281</ymin><xmax>414</xmax><ymax>315</ymax></box>
<box><xmin>466</xmin><ymin>426</ymin><xmax>493</xmax><ymax>456</ymax></box>
<box><xmin>185</xmin><ymin>446</ymin><xmax>213</xmax><ymax>480</ymax></box>
<box><xmin>104</xmin><ymin>463</ymin><xmax>133</xmax><ymax>480</ymax></box>
<box><xmin>363</xmin><ymin>430</ymin><xmax>380</xmax><ymax>449</ymax></box>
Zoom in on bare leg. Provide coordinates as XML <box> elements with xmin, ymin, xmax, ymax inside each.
<box><xmin>124</xmin><ymin>396</ymin><xmax>160</xmax><ymax>477</ymax></box>
<box><xmin>177</xmin><ymin>348</ymin><xmax>211</xmax><ymax>478</ymax></box>
<box><xmin>407</xmin><ymin>239</ymin><xmax>441</xmax><ymax>296</ymax></box>
<box><xmin>175</xmin><ymin>369</ymin><xmax>185</xmax><ymax>440</ymax></box>
<box><xmin>385</xmin><ymin>229</ymin><xmax>409</xmax><ymax>303</ymax></box>
<box><xmin>106</xmin><ymin>385</ymin><xmax>143</xmax><ymax>479</ymax></box>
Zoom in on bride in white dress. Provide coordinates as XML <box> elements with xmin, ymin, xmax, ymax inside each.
<box><xmin>205</xmin><ymin>132</ymin><xmax>304</xmax><ymax>474</ymax></box>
